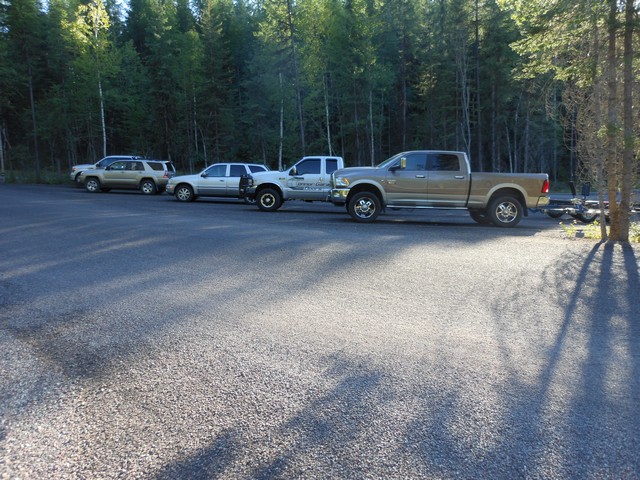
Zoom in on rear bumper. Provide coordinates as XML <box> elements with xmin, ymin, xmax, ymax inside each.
<box><xmin>536</xmin><ymin>196</ymin><xmax>550</xmax><ymax>207</ymax></box>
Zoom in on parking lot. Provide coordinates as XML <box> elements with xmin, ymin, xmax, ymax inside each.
<box><xmin>1</xmin><ymin>184</ymin><xmax>639</xmax><ymax>479</ymax></box>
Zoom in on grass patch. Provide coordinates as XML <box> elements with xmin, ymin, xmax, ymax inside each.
<box><xmin>1</xmin><ymin>170</ymin><xmax>68</xmax><ymax>184</ymax></box>
<box><xmin>561</xmin><ymin>218</ymin><xmax>640</xmax><ymax>243</ymax></box>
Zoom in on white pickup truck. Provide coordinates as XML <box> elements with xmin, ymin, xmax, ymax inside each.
<box><xmin>240</xmin><ymin>156</ymin><xmax>344</xmax><ymax>211</ymax></box>
<box><xmin>330</xmin><ymin>150</ymin><xmax>550</xmax><ymax>227</ymax></box>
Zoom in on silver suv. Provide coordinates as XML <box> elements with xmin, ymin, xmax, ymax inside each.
<box><xmin>79</xmin><ymin>159</ymin><xmax>176</xmax><ymax>194</ymax></box>
<box><xmin>166</xmin><ymin>163</ymin><xmax>269</xmax><ymax>203</ymax></box>
<box><xmin>70</xmin><ymin>155</ymin><xmax>142</xmax><ymax>183</ymax></box>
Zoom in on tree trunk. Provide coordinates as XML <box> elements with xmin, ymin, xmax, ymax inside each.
<box><xmin>605</xmin><ymin>0</ymin><xmax>623</xmax><ymax>241</ymax></box>
<box><xmin>279</xmin><ymin>72</ymin><xmax>284</xmax><ymax>171</ymax></box>
<box><xmin>369</xmin><ymin>89</ymin><xmax>375</xmax><ymax>166</ymax></box>
<box><xmin>324</xmin><ymin>74</ymin><xmax>333</xmax><ymax>156</ymax></box>
<box><xmin>474</xmin><ymin>0</ymin><xmax>483</xmax><ymax>171</ymax></box>
<box><xmin>618</xmin><ymin>0</ymin><xmax>635</xmax><ymax>241</ymax></box>
<box><xmin>285</xmin><ymin>0</ymin><xmax>305</xmax><ymax>155</ymax></box>
<box><xmin>28</xmin><ymin>65</ymin><xmax>41</xmax><ymax>181</ymax></box>
<box><xmin>98</xmin><ymin>71</ymin><xmax>107</xmax><ymax>158</ymax></box>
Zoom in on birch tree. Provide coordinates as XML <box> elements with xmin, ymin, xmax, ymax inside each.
<box><xmin>69</xmin><ymin>0</ymin><xmax>114</xmax><ymax>158</ymax></box>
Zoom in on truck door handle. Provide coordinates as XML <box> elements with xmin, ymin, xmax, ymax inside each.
<box><xmin>415</xmin><ymin>175</ymin><xmax>425</xmax><ymax>178</ymax></box>
<box><xmin>293</xmin><ymin>176</ymin><xmax>304</xmax><ymax>179</ymax></box>
<box><xmin>454</xmin><ymin>176</ymin><xmax>465</xmax><ymax>179</ymax></box>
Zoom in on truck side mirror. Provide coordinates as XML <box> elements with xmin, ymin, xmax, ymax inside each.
<box><xmin>289</xmin><ymin>166</ymin><xmax>297</xmax><ymax>176</ymax></box>
<box><xmin>389</xmin><ymin>158</ymin><xmax>406</xmax><ymax>172</ymax></box>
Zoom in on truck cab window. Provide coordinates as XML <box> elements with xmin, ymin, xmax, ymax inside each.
<box><xmin>295</xmin><ymin>159</ymin><xmax>321</xmax><ymax>175</ymax></box>
<box><xmin>429</xmin><ymin>154</ymin><xmax>460</xmax><ymax>171</ymax></box>
<box><xmin>403</xmin><ymin>153</ymin><xmax>427</xmax><ymax>171</ymax></box>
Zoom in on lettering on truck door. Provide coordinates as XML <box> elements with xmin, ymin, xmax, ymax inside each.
<box><xmin>426</xmin><ymin>153</ymin><xmax>469</xmax><ymax>207</ymax></box>
<box><xmin>287</xmin><ymin>158</ymin><xmax>323</xmax><ymax>200</ymax></box>
<box><xmin>384</xmin><ymin>152</ymin><xmax>428</xmax><ymax>206</ymax></box>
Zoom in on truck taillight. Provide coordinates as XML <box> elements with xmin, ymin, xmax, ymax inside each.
<box><xmin>542</xmin><ymin>179</ymin><xmax>549</xmax><ymax>194</ymax></box>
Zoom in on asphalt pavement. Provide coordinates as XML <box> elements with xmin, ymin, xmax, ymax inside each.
<box><xmin>1</xmin><ymin>184</ymin><xmax>639</xmax><ymax>479</ymax></box>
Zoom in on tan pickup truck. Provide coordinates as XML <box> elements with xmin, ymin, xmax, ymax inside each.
<box><xmin>330</xmin><ymin>150</ymin><xmax>550</xmax><ymax>227</ymax></box>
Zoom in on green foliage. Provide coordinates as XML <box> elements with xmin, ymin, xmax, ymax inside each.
<box><xmin>0</xmin><ymin>0</ymin><xmax>585</xmax><ymax>177</ymax></box>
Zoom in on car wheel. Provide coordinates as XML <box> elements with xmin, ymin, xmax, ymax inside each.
<box><xmin>469</xmin><ymin>209</ymin><xmax>491</xmax><ymax>224</ymax></box>
<box><xmin>175</xmin><ymin>185</ymin><xmax>195</xmax><ymax>202</ymax></box>
<box><xmin>488</xmin><ymin>195</ymin><xmax>522</xmax><ymax>227</ymax></box>
<box><xmin>244</xmin><ymin>196</ymin><xmax>257</xmax><ymax>205</ymax></box>
<box><xmin>85</xmin><ymin>177</ymin><xmax>101</xmax><ymax>193</ymax></box>
<box><xmin>256</xmin><ymin>188</ymin><xmax>282</xmax><ymax>211</ymax></box>
<box><xmin>348</xmin><ymin>191</ymin><xmax>381</xmax><ymax>223</ymax></box>
<box><xmin>140</xmin><ymin>179</ymin><xmax>157</xmax><ymax>195</ymax></box>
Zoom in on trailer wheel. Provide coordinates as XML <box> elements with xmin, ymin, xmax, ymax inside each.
<box><xmin>571</xmin><ymin>212</ymin><xmax>598</xmax><ymax>224</ymax></box>
<box><xmin>488</xmin><ymin>196</ymin><xmax>522</xmax><ymax>227</ymax></box>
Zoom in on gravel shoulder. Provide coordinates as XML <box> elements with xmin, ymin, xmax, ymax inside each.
<box><xmin>1</xmin><ymin>185</ymin><xmax>639</xmax><ymax>479</ymax></box>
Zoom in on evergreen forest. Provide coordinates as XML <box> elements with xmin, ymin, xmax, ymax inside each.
<box><xmin>0</xmin><ymin>0</ymin><xmax>638</xmax><ymax>185</ymax></box>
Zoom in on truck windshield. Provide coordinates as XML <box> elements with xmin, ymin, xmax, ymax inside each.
<box><xmin>376</xmin><ymin>153</ymin><xmax>404</xmax><ymax>169</ymax></box>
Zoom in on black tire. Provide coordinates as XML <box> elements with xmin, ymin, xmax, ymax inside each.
<box><xmin>244</xmin><ymin>196</ymin><xmax>257</xmax><ymax>205</ymax></box>
<box><xmin>256</xmin><ymin>188</ymin><xmax>282</xmax><ymax>211</ymax></box>
<box><xmin>140</xmin><ymin>179</ymin><xmax>157</xmax><ymax>195</ymax></box>
<box><xmin>469</xmin><ymin>209</ymin><xmax>491</xmax><ymax>224</ymax></box>
<box><xmin>571</xmin><ymin>212</ymin><xmax>598</xmax><ymax>224</ymax></box>
<box><xmin>85</xmin><ymin>177</ymin><xmax>101</xmax><ymax>193</ymax></box>
<box><xmin>546</xmin><ymin>211</ymin><xmax>564</xmax><ymax>219</ymax></box>
<box><xmin>348</xmin><ymin>191</ymin><xmax>381</xmax><ymax>223</ymax></box>
<box><xmin>175</xmin><ymin>184</ymin><xmax>195</xmax><ymax>202</ymax></box>
<box><xmin>487</xmin><ymin>195</ymin><xmax>523</xmax><ymax>227</ymax></box>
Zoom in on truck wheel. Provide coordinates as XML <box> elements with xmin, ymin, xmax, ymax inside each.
<box><xmin>257</xmin><ymin>188</ymin><xmax>282</xmax><ymax>211</ymax></box>
<box><xmin>488</xmin><ymin>196</ymin><xmax>522</xmax><ymax>227</ymax></box>
<box><xmin>175</xmin><ymin>184</ymin><xmax>195</xmax><ymax>202</ymax></box>
<box><xmin>85</xmin><ymin>177</ymin><xmax>101</xmax><ymax>193</ymax></box>
<box><xmin>140</xmin><ymin>179</ymin><xmax>157</xmax><ymax>195</ymax></box>
<box><xmin>469</xmin><ymin>209</ymin><xmax>491</xmax><ymax>225</ymax></box>
<box><xmin>348</xmin><ymin>191</ymin><xmax>381</xmax><ymax>222</ymax></box>
<box><xmin>546</xmin><ymin>211</ymin><xmax>564</xmax><ymax>219</ymax></box>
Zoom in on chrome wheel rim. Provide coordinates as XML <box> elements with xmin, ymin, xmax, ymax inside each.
<box><xmin>354</xmin><ymin>197</ymin><xmax>376</xmax><ymax>219</ymax></box>
<box><xmin>495</xmin><ymin>201</ymin><xmax>518</xmax><ymax>223</ymax></box>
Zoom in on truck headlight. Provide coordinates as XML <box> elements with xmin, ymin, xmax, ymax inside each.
<box><xmin>334</xmin><ymin>176</ymin><xmax>350</xmax><ymax>188</ymax></box>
